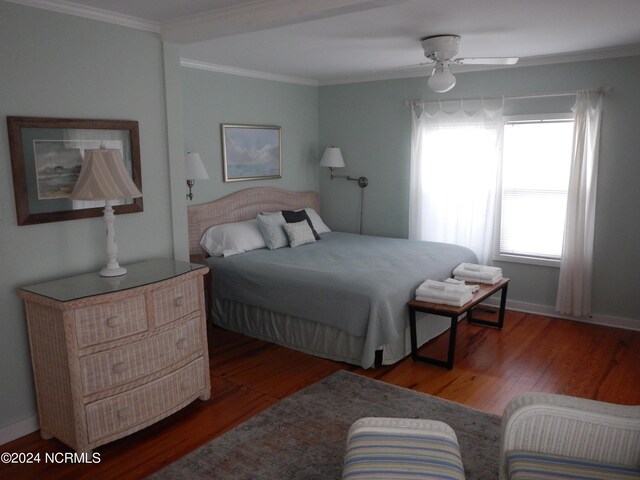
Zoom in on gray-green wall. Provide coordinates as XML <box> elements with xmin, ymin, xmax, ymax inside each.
<box><xmin>0</xmin><ymin>2</ymin><xmax>174</xmax><ymax>433</ymax></box>
<box><xmin>0</xmin><ymin>2</ymin><xmax>320</xmax><ymax>437</ymax></box>
<box><xmin>318</xmin><ymin>56</ymin><xmax>640</xmax><ymax>321</ymax></box>
<box><xmin>180</xmin><ymin>68</ymin><xmax>319</xmax><ymax>200</ymax></box>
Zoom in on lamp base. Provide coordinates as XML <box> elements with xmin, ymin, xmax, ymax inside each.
<box><xmin>100</xmin><ymin>265</ymin><xmax>128</xmax><ymax>277</ymax></box>
<box><xmin>100</xmin><ymin>200</ymin><xmax>127</xmax><ymax>277</ymax></box>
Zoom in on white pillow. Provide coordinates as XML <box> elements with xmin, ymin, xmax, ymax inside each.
<box><xmin>256</xmin><ymin>212</ymin><xmax>289</xmax><ymax>250</ymax></box>
<box><xmin>199</xmin><ymin>219</ymin><xmax>266</xmax><ymax>257</ymax></box>
<box><xmin>302</xmin><ymin>208</ymin><xmax>331</xmax><ymax>234</ymax></box>
<box><xmin>284</xmin><ymin>220</ymin><xmax>316</xmax><ymax>248</ymax></box>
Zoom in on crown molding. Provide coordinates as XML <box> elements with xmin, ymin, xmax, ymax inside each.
<box><xmin>8</xmin><ymin>0</ymin><xmax>640</xmax><ymax>88</ymax></box>
<box><xmin>514</xmin><ymin>43</ymin><xmax>640</xmax><ymax>69</ymax></box>
<box><xmin>162</xmin><ymin>0</ymin><xmax>400</xmax><ymax>44</ymax></box>
<box><xmin>4</xmin><ymin>0</ymin><xmax>160</xmax><ymax>32</ymax></box>
<box><xmin>180</xmin><ymin>58</ymin><xmax>318</xmax><ymax>87</ymax></box>
<box><xmin>182</xmin><ymin>43</ymin><xmax>640</xmax><ymax>88</ymax></box>
<box><xmin>318</xmin><ymin>44</ymin><xmax>640</xmax><ymax>86</ymax></box>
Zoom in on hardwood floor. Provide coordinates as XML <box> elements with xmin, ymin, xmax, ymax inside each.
<box><xmin>2</xmin><ymin>310</ymin><xmax>639</xmax><ymax>479</ymax></box>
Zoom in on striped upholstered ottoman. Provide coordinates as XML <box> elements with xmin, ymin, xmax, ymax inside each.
<box><xmin>342</xmin><ymin>417</ymin><xmax>465</xmax><ymax>479</ymax></box>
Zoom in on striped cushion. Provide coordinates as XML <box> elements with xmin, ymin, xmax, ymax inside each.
<box><xmin>342</xmin><ymin>431</ymin><xmax>465</xmax><ymax>479</ymax></box>
<box><xmin>506</xmin><ymin>451</ymin><xmax>640</xmax><ymax>480</ymax></box>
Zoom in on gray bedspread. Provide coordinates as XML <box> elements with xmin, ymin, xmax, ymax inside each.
<box><xmin>208</xmin><ymin>232</ymin><xmax>477</xmax><ymax>367</ymax></box>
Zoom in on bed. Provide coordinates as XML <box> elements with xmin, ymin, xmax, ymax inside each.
<box><xmin>187</xmin><ymin>187</ymin><xmax>477</xmax><ymax>368</ymax></box>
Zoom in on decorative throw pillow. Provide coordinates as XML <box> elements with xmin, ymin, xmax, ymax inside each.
<box><xmin>199</xmin><ymin>219</ymin><xmax>266</xmax><ymax>257</ymax></box>
<box><xmin>282</xmin><ymin>210</ymin><xmax>320</xmax><ymax>239</ymax></box>
<box><xmin>303</xmin><ymin>208</ymin><xmax>331</xmax><ymax>234</ymax></box>
<box><xmin>256</xmin><ymin>212</ymin><xmax>288</xmax><ymax>250</ymax></box>
<box><xmin>283</xmin><ymin>220</ymin><xmax>316</xmax><ymax>248</ymax></box>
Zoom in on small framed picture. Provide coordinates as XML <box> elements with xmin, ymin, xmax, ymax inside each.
<box><xmin>221</xmin><ymin>124</ymin><xmax>282</xmax><ymax>182</ymax></box>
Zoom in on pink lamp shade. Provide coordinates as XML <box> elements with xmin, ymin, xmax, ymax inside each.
<box><xmin>71</xmin><ymin>149</ymin><xmax>141</xmax><ymax>200</ymax></box>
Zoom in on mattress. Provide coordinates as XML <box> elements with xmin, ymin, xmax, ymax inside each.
<box><xmin>207</xmin><ymin>231</ymin><xmax>477</xmax><ymax>367</ymax></box>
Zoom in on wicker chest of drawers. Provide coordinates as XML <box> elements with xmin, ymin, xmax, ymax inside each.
<box><xmin>19</xmin><ymin>259</ymin><xmax>210</xmax><ymax>453</ymax></box>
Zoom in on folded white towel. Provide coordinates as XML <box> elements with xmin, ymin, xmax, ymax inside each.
<box><xmin>444</xmin><ymin>277</ymin><xmax>479</xmax><ymax>293</ymax></box>
<box><xmin>419</xmin><ymin>279</ymin><xmax>478</xmax><ymax>295</ymax></box>
<box><xmin>453</xmin><ymin>263</ymin><xmax>502</xmax><ymax>276</ymax></box>
<box><xmin>452</xmin><ymin>263</ymin><xmax>502</xmax><ymax>284</ymax></box>
<box><xmin>455</xmin><ymin>274</ymin><xmax>502</xmax><ymax>285</ymax></box>
<box><xmin>415</xmin><ymin>290</ymin><xmax>473</xmax><ymax>307</ymax></box>
<box><xmin>416</xmin><ymin>286</ymin><xmax>468</xmax><ymax>300</ymax></box>
<box><xmin>420</xmin><ymin>279</ymin><xmax>470</xmax><ymax>293</ymax></box>
<box><xmin>415</xmin><ymin>279</ymin><xmax>474</xmax><ymax>307</ymax></box>
<box><xmin>454</xmin><ymin>273</ymin><xmax>502</xmax><ymax>285</ymax></box>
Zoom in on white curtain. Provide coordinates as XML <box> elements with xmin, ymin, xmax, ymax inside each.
<box><xmin>556</xmin><ymin>91</ymin><xmax>603</xmax><ymax>316</ymax></box>
<box><xmin>409</xmin><ymin>102</ymin><xmax>504</xmax><ymax>264</ymax></box>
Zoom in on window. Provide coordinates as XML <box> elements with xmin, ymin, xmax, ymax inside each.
<box><xmin>409</xmin><ymin>106</ymin><xmax>504</xmax><ymax>264</ymax></box>
<box><xmin>496</xmin><ymin>114</ymin><xmax>574</xmax><ymax>266</ymax></box>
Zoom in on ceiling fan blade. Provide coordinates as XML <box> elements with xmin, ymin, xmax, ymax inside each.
<box><xmin>455</xmin><ymin>57</ymin><xmax>519</xmax><ymax>65</ymax></box>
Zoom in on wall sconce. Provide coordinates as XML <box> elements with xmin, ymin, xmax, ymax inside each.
<box><xmin>185</xmin><ymin>152</ymin><xmax>209</xmax><ymax>201</ymax></box>
<box><xmin>320</xmin><ymin>147</ymin><xmax>368</xmax><ymax>187</ymax></box>
<box><xmin>319</xmin><ymin>146</ymin><xmax>368</xmax><ymax>234</ymax></box>
<box><xmin>70</xmin><ymin>148</ymin><xmax>142</xmax><ymax>277</ymax></box>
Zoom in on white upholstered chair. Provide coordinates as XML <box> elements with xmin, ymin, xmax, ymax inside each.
<box><xmin>500</xmin><ymin>392</ymin><xmax>640</xmax><ymax>479</ymax></box>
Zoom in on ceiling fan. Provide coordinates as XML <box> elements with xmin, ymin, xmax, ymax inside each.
<box><xmin>421</xmin><ymin>34</ymin><xmax>518</xmax><ymax>93</ymax></box>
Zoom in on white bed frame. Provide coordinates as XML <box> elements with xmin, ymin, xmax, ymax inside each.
<box><xmin>187</xmin><ymin>187</ymin><xmax>450</xmax><ymax>368</ymax></box>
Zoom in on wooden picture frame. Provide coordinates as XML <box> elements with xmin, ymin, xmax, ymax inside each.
<box><xmin>7</xmin><ymin>116</ymin><xmax>143</xmax><ymax>225</ymax></box>
<box><xmin>221</xmin><ymin>124</ymin><xmax>282</xmax><ymax>182</ymax></box>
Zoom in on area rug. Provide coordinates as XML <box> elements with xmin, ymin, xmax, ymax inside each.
<box><xmin>149</xmin><ymin>371</ymin><xmax>501</xmax><ymax>479</ymax></box>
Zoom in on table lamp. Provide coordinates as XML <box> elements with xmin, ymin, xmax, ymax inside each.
<box><xmin>70</xmin><ymin>148</ymin><xmax>142</xmax><ymax>277</ymax></box>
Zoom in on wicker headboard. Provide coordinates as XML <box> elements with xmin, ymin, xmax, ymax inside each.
<box><xmin>187</xmin><ymin>187</ymin><xmax>319</xmax><ymax>257</ymax></box>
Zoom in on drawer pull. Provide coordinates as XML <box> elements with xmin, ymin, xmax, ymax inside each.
<box><xmin>112</xmin><ymin>362</ymin><xmax>127</xmax><ymax>374</ymax></box>
<box><xmin>173</xmin><ymin>296</ymin><xmax>185</xmax><ymax>307</ymax></box>
<box><xmin>106</xmin><ymin>315</ymin><xmax>123</xmax><ymax>328</ymax></box>
<box><xmin>176</xmin><ymin>338</ymin><xmax>187</xmax><ymax>350</ymax></box>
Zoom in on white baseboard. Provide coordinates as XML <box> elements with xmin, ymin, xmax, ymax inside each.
<box><xmin>0</xmin><ymin>415</ymin><xmax>39</xmax><ymax>446</ymax></box>
<box><xmin>482</xmin><ymin>298</ymin><xmax>640</xmax><ymax>331</ymax></box>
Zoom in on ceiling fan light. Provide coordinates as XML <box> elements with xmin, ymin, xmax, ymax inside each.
<box><xmin>428</xmin><ymin>64</ymin><xmax>456</xmax><ymax>93</ymax></box>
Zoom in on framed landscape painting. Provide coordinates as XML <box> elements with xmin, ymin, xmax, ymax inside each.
<box><xmin>7</xmin><ymin>117</ymin><xmax>143</xmax><ymax>225</ymax></box>
<box><xmin>221</xmin><ymin>124</ymin><xmax>281</xmax><ymax>182</ymax></box>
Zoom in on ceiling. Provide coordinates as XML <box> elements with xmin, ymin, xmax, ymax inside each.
<box><xmin>12</xmin><ymin>0</ymin><xmax>640</xmax><ymax>85</ymax></box>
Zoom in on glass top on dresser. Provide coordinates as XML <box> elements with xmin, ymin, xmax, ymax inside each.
<box><xmin>20</xmin><ymin>259</ymin><xmax>207</xmax><ymax>302</ymax></box>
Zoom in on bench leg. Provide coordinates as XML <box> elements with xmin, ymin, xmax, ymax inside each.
<box><xmin>410</xmin><ymin>308</ymin><xmax>457</xmax><ymax>370</ymax></box>
<box><xmin>467</xmin><ymin>283</ymin><xmax>508</xmax><ymax>329</ymax></box>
